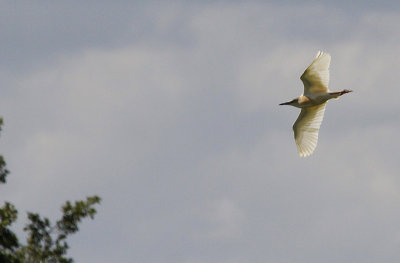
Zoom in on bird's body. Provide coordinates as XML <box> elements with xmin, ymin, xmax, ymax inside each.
<box><xmin>280</xmin><ymin>51</ymin><xmax>352</xmax><ymax>157</ymax></box>
<box><xmin>289</xmin><ymin>92</ymin><xmax>345</xmax><ymax>108</ymax></box>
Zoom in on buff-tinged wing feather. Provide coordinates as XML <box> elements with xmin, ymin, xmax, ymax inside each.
<box><xmin>293</xmin><ymin>103</ymin><xmax>327</xmax><ymax>157</ymax></box>
<box><xmin>300</xmin><ymin>51</ymin><xmax>331</xmax><ymax>95</ymax></box>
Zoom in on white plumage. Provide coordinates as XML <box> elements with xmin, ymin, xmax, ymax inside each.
<box><xmin>280</xmin><ymin>51</ymin><xmax>352</xmax><ymax>157</ymax></box>
<box><xmin>293</xmin><ymin>102</ymin><xmax>326</xmax><ymax>157</ymax></box>
<box><xmin>301</xmin><ymin>51</ymin><xmax>330</xmax><ymax>95</ymax></box>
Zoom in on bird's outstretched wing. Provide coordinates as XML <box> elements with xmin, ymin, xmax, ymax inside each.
<box><xmin>293</xmin><ymin>103</ymin><xmax>327</xmax><ymax>157</ymax></box>
<box><xmin>300</xmin><ymin>51</ymin><xmax>330</xmax><ymax>95</ymax></box>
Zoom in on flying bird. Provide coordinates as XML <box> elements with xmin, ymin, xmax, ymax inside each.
<box><xmin>280</xmin><ymin>51</ymin><xmax>352</xmax><ymax>157</ymax></box>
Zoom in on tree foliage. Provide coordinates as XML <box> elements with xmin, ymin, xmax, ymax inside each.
<box><xmin>0</xmin><ymin>118</ymin><xmax>101</xmax><ymax>263</ymax></box>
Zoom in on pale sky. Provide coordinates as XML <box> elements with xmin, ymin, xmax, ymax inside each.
<box><xmin>1</xmin><ymin>1</ymin><xmax>400</xmax><ymax>262</ymax></box>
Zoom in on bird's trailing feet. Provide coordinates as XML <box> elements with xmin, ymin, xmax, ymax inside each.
<box><xmin>339</xmin><ymin>89</ymin><xmax>352</xmax><ymax>95</ymax></box>
<box><xmin>329</xmin><ymin>89</ymin><xmax>352</xmax><ymax>97</ymax></box>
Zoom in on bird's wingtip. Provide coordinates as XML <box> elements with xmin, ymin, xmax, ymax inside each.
<box><xmin>316</xmin><ymin>50</ymin><xmax>328</xmax><ymax>58</ymax></box>
<box><xmin>315</xmin><ymin>50</ymin><xmax>331</xmax><ymax>59</ymax></box>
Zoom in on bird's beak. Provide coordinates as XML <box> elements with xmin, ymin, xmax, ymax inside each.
<box><xmin>279</xmin><ymin>101</ymin><xmax>291</xmax><ymax>106</ymax></box>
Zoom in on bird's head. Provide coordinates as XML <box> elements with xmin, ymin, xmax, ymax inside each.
<box><xmin>279</xmin><ymin>98</ymin><xmax>298</xmax><ymax>106</ymax></box>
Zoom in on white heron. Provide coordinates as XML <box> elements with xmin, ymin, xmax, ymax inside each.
<box><xmin>280</xmin><ymin>51</ymin><xmax>352</xmax><ymax>157</ymax></box>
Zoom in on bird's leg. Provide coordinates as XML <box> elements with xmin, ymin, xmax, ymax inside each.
<box><xmin>339</xmin><ymin>89</ymin><xmax>352</xmax><ymax>95</ymax></box>
<box><xmin>329</xmin><ymin>89</ymin><xmax>353</xmax><ymax>97</ymax></box>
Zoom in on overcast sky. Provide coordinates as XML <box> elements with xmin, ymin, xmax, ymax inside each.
<box><xmin>1</xmin><ymin>1</ymin><xmax>400</xmax><ymax>262</ymax></box>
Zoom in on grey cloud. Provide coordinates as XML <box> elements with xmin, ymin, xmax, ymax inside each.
<box><xmin>1</xmin><ymin>2</ymin><xmax>400</xmax><ymax>263</ymax></box>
